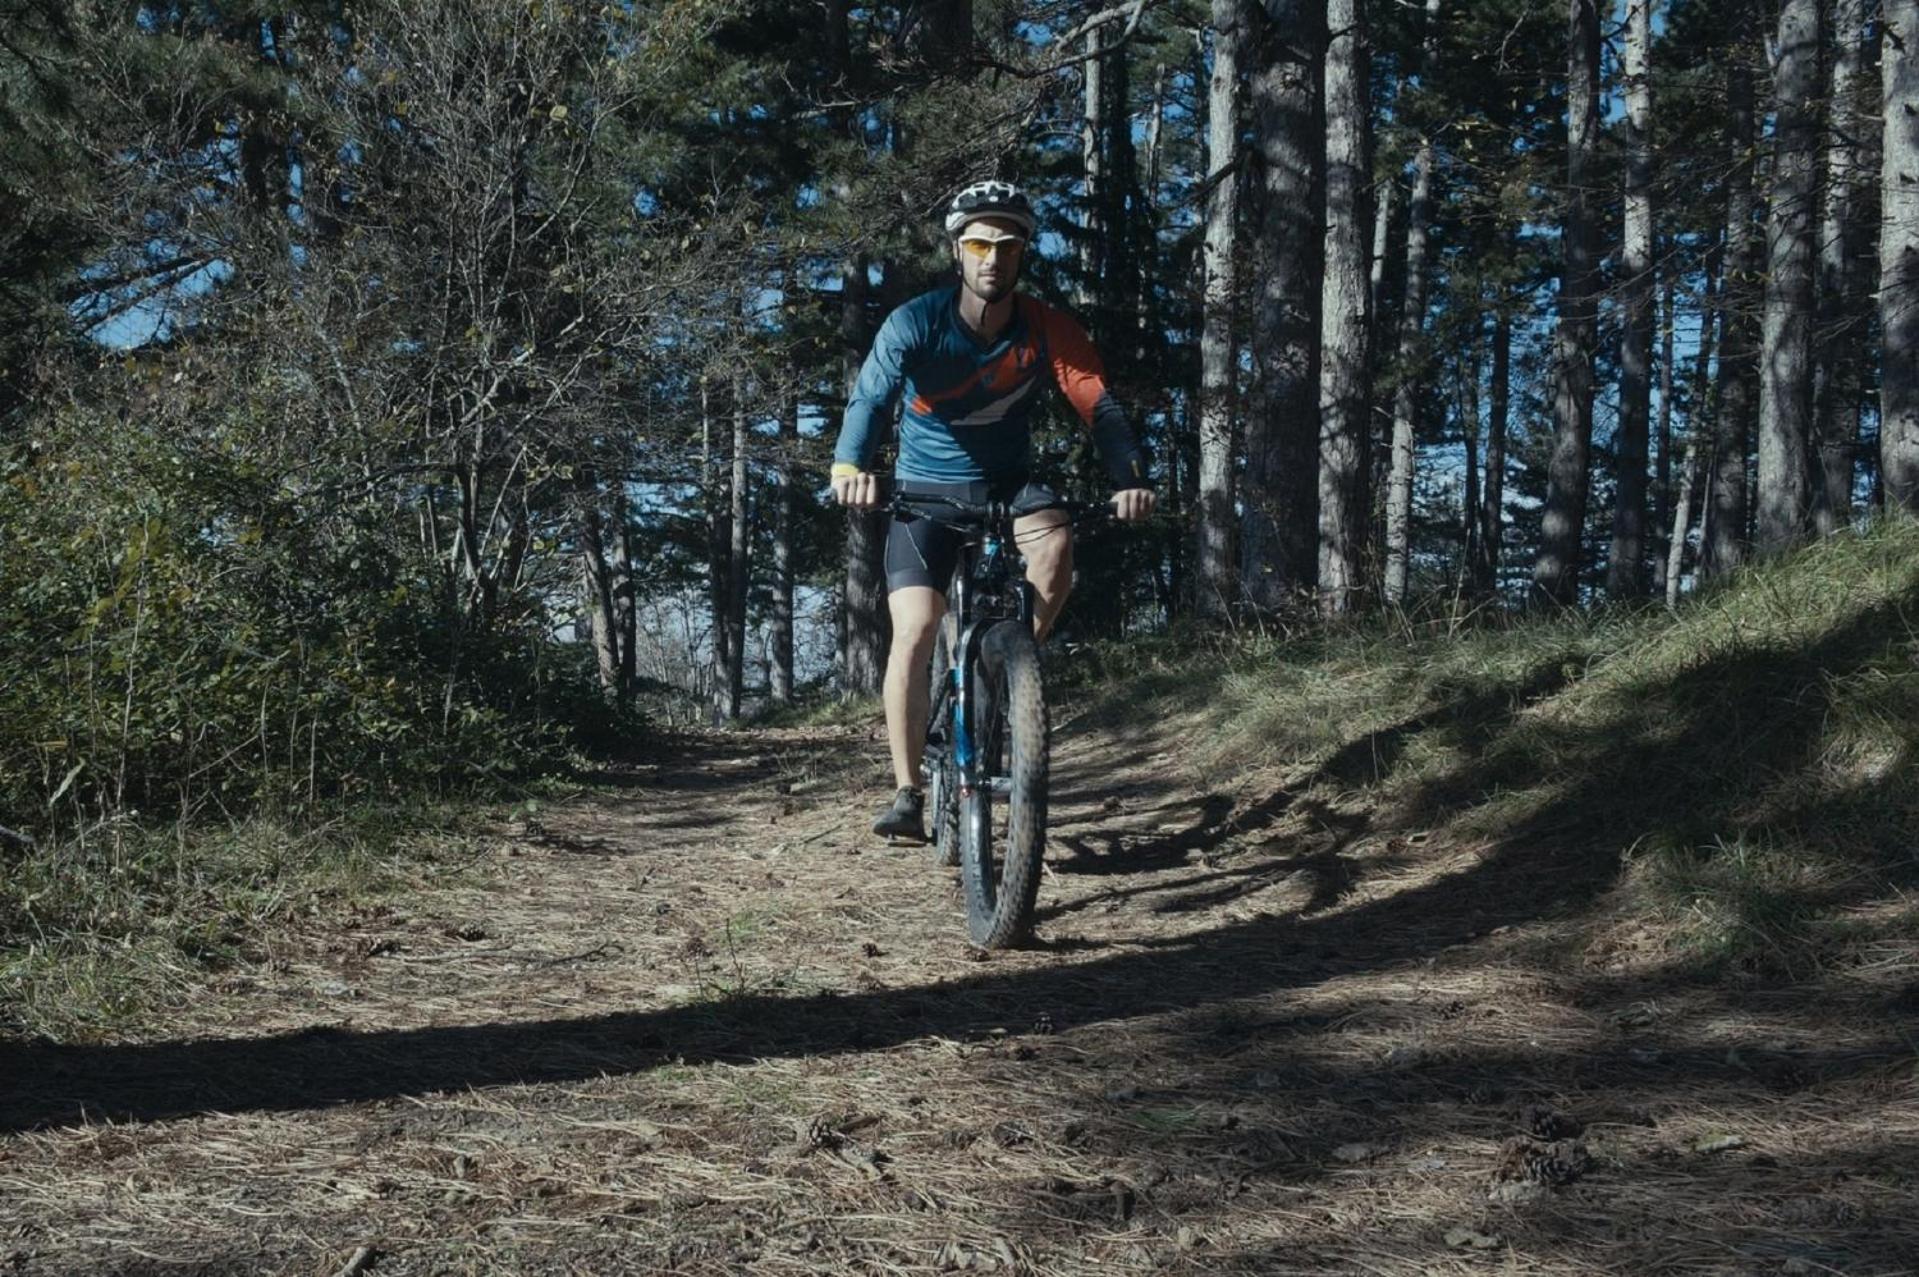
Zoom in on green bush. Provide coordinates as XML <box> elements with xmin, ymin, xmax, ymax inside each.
<box><xmin>0</xmin><ymin>412</ymin><xmax>612</xmax><ymax>838</ymax></box>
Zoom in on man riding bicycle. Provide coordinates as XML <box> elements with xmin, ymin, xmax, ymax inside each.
<box><xmin>830</xmin><ymin>180</ymin><xmax>1157</xmax><ymax>842</ymax></box>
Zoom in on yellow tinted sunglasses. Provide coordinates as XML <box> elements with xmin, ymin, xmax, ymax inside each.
<box><xmin>959</xmin><ymin>234</ymin><xmax>1027</xmax><ymax>260</ymax></box>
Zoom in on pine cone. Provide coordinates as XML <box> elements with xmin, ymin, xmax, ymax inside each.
<box><xmin>1492</xmin><ymin>1136</ymin><xmax>1591</xmax><ymax>1189</ymax></box>
<box><xmin>1520</xmin><ymin>1102</ymin><xmax>1585</xmax><ymax>1140</ymax></box>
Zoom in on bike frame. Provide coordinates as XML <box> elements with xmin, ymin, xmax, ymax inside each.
<box><xmin>937</xmin><ymin>504</ymin><xmax>1033</xmax><ymax>798</ymax></box>
<box><xmin>903</xmin><ymin>495</ymin><xmax>1106</xmax><ymax>799</ymax></box>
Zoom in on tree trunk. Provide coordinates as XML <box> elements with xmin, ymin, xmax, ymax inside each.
<box><xmin>1080</xmin><ymin>23</ymin><xmax>1105</xmax><ymax>306</ymax></box>
<box><xmin>581</xmin><ymin>501</ymin><xmax>620</xmax><ymax>695</ymax></box>
<box><xmin>1652</xmin><ymin>263</ymin><xmax>1676</xmax><ymax>596</ymax></box>
<box><xmin>771</xmin><ymin>390</ymin><xmax>796</xmax><ymax>706</ymax></box>
<box><xmin>1607</xmin><ymin>0</ymin><xmax>1654</xmax><ymax>598</ymax></box>
<box><xmin>703</xmin><ymin>380</ymin><xmax>733</xmax><ymax>725</ymax></box>
<box><xmin>1100</xmin><ymin>33</ymin><xmax>1138</xmax><ymax>350</ymax></box>
<box><xmin>1882</xmin><ymin>0</ymin><xmax>1919</xmax><ymax>511</ymax></box>
<box><xmin>831</xmin><ymin>0</ymin><xmax>886</xmax><ymax>695</ymax></box>
<box><xmin>725</xmin><ymin>388</ymin><xmax>749</xmax><ymax>720</ymax></box>
<box><xmin>1317</xmin><ymin>0</ymin><xmax>1371</xmax><ymax>615</ymax></box>
<box><xmin>1754</xmin><ymin>0</ymin><xmax>1821</xmax><ymax>555</ymax></box>
<box><xmin>1665</xmin><ymin>442</ymin><xmax>1703</xmax><ymax>608</ymax></box>
<box><xmin>1814</xmin><ymin>0</ymin><xmax>1872</xmax><ymax>535</ymax></box>
<box><xmin>1458</xmin><ymin>336</ymin><xmax>1482</xmax><ymax>592</ymax></box>
<box><xmin>1532</xmin><ymin>0</ymin><xmax>1600</xmax><ymax>606</ymax></box>
<box><xmin>1671</xmin><ymin>232</ymin><xmax>1724</xmax><ymax>604</ymax></box>
<box><xmin>1197</xmin><ymin>0</ymin><xmax>1246</xmax><ymax>618</ymax></box>
<box><xmin>1243</xmin><ymin>0</ymin><xmax>1324</xmax><ymax>608</ymax></box>
<box><xmin>1370</xmin><ymin>175</ymin><xmax>1395</xmax><ymax>331</ymax></box>
<box><xmin>1139</xmin><ymin>62</ymin><xmax>1167</xmax><ymax>368</ymax></box>
<box><xmin>1703</xmin><ymin>57</ymin><xmax>1760</xmax><ymax>578</ymax></box>
<box><xmin>616</xmin><ymin>484</ymin><xmax>637</xmax><ymax>702</ymax></box>
<box><xmin>1144</xmin><ymin>63</ymin><xmax>1167</xmax><ymax>197</ymax></box>
<box><xmin>1475</xmin><ymin>308</ymin><xmax>1510</xmax><ymax>597</ymax></box>
<box><xmin>841</xmin><ymin>258</ymin><xmax>886</xmax><ymax>696</ymax></box>
<box><xmin>1383</xmin><ymin>0</ymin><xmax>1440</xmax><ymax>605</ymax></box>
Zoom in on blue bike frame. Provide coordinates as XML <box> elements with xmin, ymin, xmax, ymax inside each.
<box><xmin>942</xmin><ymin>515</ymin><xmax>1035</xmax><ymax>796</ymax></box>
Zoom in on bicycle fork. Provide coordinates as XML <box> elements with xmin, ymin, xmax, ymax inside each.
<box><xmin>945</xmin><ymin>526</ymin><xmax>1037</xmax><ymax>801</ymax></box>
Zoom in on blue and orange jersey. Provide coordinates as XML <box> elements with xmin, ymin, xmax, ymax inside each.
<box><xmin>833</xmin><ymin>287</ymin><xmax>1147</xmax><ymax>487</ymax></box>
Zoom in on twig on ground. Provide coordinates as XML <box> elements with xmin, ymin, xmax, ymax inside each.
<box><xmin>335</xmin><ymin>1244</ymin><xmax>378</xmax><ymax>1276</ymax></box>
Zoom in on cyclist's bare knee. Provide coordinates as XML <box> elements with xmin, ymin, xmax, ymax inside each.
<box><xmin>887</xmin><ymin>586</ymin><xmax>946</xmax><ymax>661</ymax></box>
<box><xmin>1016</xmin><ymin>511</ymin><xmax>1073</xmax><ymax>583</ymax></box>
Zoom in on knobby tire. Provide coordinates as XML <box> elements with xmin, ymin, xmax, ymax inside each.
<box><xmin>960</xmin><ymin>621</ymin><xmax>1048</xmax><ymax>948</ymax></box>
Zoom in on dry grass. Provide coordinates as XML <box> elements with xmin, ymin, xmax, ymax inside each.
<box><xmin>3</xmin><ymin>696</ymin><xmax>1915</xmax><ymax>1274</ymax></box>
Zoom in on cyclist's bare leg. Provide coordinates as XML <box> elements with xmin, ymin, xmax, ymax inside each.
<box><xmin>884</xmin><ymin>585</ymin><xmax>945</xmax><ymax>789</ymax></box>
<box><xmin>1015</xmin><ymin>508</ymin><xmax>1074</xmax><ymax>642</ymax></box>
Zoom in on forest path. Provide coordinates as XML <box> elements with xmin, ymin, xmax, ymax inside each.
<box><xmin>1</xmin><ymin>707</ymin><xmax>1911</xmax><ymax>1275</ymax></box>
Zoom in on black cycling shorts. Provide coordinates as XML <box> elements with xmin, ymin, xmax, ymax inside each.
<box><xmin>884</xmin><ymin>476</ymin><xmax>1063</xmax><ymax>593</ymax></box>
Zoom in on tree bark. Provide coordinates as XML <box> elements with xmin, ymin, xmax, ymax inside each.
<box><xmin>1607</xmin><ymin>0</ymin><xmax>1654</xmax><ymax>598</ymax></box>
<box><xmin>1670</xmin><ymin>232</ymin><xmax>1724</xmax><ymax>604</ymax></box>
<box><xmin>1532</xmin><ymin>0</ymin><xmax>1600</xmax><ymax>606</ymax></box>
<box><xmin>830</xmin><ymin>0</ymin><xmax>885</xmax><ymax>695</ymax></box>
<box><xmin>1888</xmin><ymin>2</ymin><xmax>1919</xmax><ymax>514</ymax></box>
<box><xmin>615</xmin><ymin>484</ymin><xmax>637</xmax><ymax>702</ymax></box>
<box><xmin>1754</xmin><ymin>0</ymin><xmax>1821</xmax><ymax>554</ymax></box>
<box><xmin>1317</xmin><ymin>0</ymin><xmax>1371</xmax><ymax>615</ymax></box>
<box><xmin>1080</xmin><ymin>23</ymin><xmax>1105</xmax><ymax>306</ymax></box>
<box><xmin>724</xmin><ymin>386</ymin><xmax>749</xmax><ymax>720</ymax></box>
<box><xmin>1665</xmin><ymin>442</ymin><xmax>1703</xmax><ymax>608</ymax></box>
<box><xmin>1144</xmin><ymin>62</ymin><xmax>1167</xmax><ymax>198</ymax></box>
<box><xmin>1383</xmin><ymin>0</ymin><xmax>1440</xmax><ymax>605</ymax></box>
<box><xmin>1100</xmin><ymin>33</ymin><xmax>1138</xmax><ymax>350</ymax></box>
<box><xmin>1458</xmin><ymin>333</ymin><xmax>1482</xmax><ymax>592</ymax></box>
<box><xmin>1814</xmin><ymin>0</ymin><xmax>1872</xmax><ymax>535</ymax></box>
<box><xmin>1652</xmin><ymin>263</ymin><xmax>1676</xmax><ymax>596</ymax></box>
<box><xmin>1370</xmin><ymin>175</ymin><xmax>1395</xmax><ymax>332</ymax></box>
<box><xmin>840</xmin><ymin>263</ymin><xmax>886</xmax><ymax>696</ymax></box>
<box><xmin>1882</xmin><ymin>0</ymin><xmax>1919</xmax><ymax>511</ymax></box>
<box><xmin>771</xmin><ymin>389</ymin><xmax>796</xmax><ymax>706</ymax></box>
<box><xmin>1476</xmin><ymin>309</ymin><xmax>1510</xmax><ymax>597</ymax></box>
<box><xmin>581</xmin><ymin>500</ymin><xmax>621</xmax><ymax>695</ymax></box>
<box><xmin>1242</xmin><ymin>0</ymin><xmax>1324</xmax><ymax>607</ymax></box>
<box><xmin>1703</xmin><ymin>56</ymin><xmax>1760</xmax><ymax>579</ymax></box>
<box><xmin>1197</xmin><ymin>0</ymin><xmax>1246</xmax><ymax>618</ymax></box>
<box><xmin>703</xmin><ymin>380</ymin><xmax>733</xmax><ymax>724</ymax></box>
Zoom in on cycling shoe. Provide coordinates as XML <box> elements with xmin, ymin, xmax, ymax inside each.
<box><xmin>873</xmin><ymin>786</ymin><xmax>927</xmax><ymax>842</ymax></box>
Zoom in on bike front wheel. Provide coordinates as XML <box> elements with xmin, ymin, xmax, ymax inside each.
<box><xmin>959</xmin><ymin>621</ymin><xmax>1049</xmax><ymax>948</ymax></box>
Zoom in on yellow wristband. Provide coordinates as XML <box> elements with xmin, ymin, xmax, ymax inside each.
<box><xmin>830</xmin><ymin>463</ymin><xmax>863</xmax><ymax>478</ymax></box>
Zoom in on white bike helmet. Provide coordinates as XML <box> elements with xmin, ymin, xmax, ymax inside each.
<box><xmin>943</xmin><ymin>180</ymin><xmax>1038</xmax><ymax>238</ymax></box>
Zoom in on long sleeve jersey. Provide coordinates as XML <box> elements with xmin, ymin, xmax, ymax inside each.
<box><xmin>833</xmin><ymin>287</ymin><xmax>1148</xmax><ymax>488</ymax></box>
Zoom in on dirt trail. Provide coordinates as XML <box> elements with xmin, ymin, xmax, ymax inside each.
<box><xmin>2</xmin><ymin>706</ymin><xmax>1913</xmax><ymax>1275</ymax></box>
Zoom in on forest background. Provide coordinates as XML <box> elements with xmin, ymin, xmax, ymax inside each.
<box><xmin>3</xmin><ymin>0</ymin><xmax>1917</xmax><ymax>845</ymax></box>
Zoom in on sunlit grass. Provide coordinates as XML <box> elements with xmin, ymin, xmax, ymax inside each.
<box><xmin>1071</xmin><ymin>519</ymin><xmax>1919</xmax><ymax>979</ymax></box>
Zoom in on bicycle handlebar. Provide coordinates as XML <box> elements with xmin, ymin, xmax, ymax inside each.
<box><xmin>883</xmin><ymin>491</ymin><xmax>1119</xmax><ymax>525</ymax></box>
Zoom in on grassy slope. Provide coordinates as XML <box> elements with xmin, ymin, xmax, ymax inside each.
<box><xmin>1070</xmin><ymin>520</ymin><xmax>1919</xmax><ymax>980</ymax></box>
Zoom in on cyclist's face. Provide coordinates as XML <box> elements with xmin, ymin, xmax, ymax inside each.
<box><xmin>954</xmin><ymin>216</ymin><xmax>1026</xmax><ymax>303</ymax></box>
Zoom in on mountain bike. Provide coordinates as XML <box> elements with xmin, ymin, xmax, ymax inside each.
<box><xmin>897</xmin><ymin>493</ymin><xmax>1112</xmax><ymax>949</ymax></box>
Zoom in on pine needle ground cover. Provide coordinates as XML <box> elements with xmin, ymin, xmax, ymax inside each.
<box><xmin>1</xmin><ymin>528</ymin><xmax>1914</xmax><ymax>1274</ymax></box>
